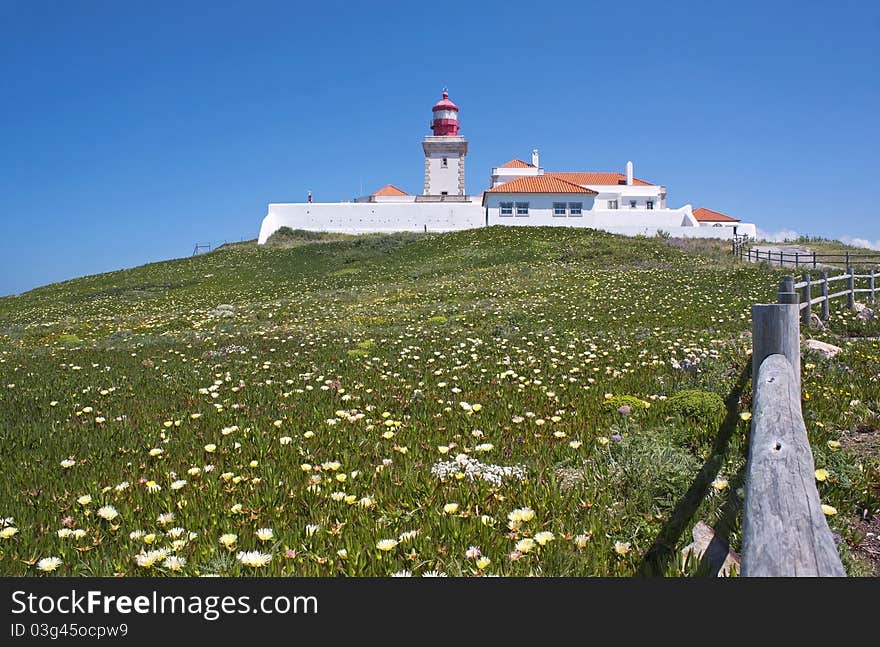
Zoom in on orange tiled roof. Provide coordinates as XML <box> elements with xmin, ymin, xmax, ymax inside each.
<box><xmin>498</xmin><ymin>159</ymin><xmax>533</xmax><ymax>168</ymax></box>
<box><xmin>485</xmin><ymin>175</ymin><xmax>598</xmax><ymax>194</ymax></box>
<box><xmin>693</xmin><ymin>207</ymin><xmax>739</xmax><ymax>222</ymax></box>
<box><xmin>547</xmin><ymin>172</ymin><xmax>653</xmax><ymax>186</ymax></box>
<box><xmin>372</xmin><ymin>184</ymin><xmax>408</xmax><ymax>196</ymax></box>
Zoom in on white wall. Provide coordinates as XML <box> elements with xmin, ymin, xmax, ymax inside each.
<box><xmin>484</xmin><ymin>193</ymin><xmax>698</xmax><ymax>228</ymax></box>
<box><xmin>426</xmin><ymin>153</ymin><xmax>463</xmax><ymax>195</ymax></box>
<box><xmin>258</xmin><ymin>202</ymin><xmax>485</xmax><ymax>242</ymax></box>
<box><xmin>257</xmin><ymin>200</ymin><xmax>756</xmax><ymax>243</ymax></box>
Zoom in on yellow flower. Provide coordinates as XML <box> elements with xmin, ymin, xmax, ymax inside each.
<box><xmin>614</xmin><ymin>541</ymin><xmax>631</xmax><ymax>555</ymax></box>
<box><xmin>76</xmin><ymin>495</ymin><xmax>92</xmax><ymax>506</ymax></box>
<box><xmin>515</xmin><ymin>538</ymin><xmax>535</xmax><ymax>553</ymax></box>
<box><xmin>204</xmin><ymin>443</ymin><xmax>216</xmax><ymax>453</ymax></box>
<box><xmin>534</xmin><ymin>531</ymin><xmax>555</xmax><ymax>546</ymax></box>
<box><xmin>443</xmin><ymin>503</ymin><xmax>459</xmax><ymax>514</ymax></box>
<box><xmin>476</xmin><ymin>556</ymin><xmax>491</xmax><ymax>569</ymax></box>
<box><xmin>827</xmin><ymin>440</ymin><xmax>841</xmax><ymax>451</ymax></box>
<box><xmin>821</xmin><ymin>504</ymin><xmax>837</xmax><ymax>516</ymax></box>
<box><xmin>0</xmin><ymin>527</ymin><xmax>18</xmax><ymax>539</ymax></box>
<box><xmin>712</xmin><ymin>478</ymin><xmax>729</xmax><ymax>491</ymax></box>
<box><xmin>814</xmin><ymin>468</ymin><xmax>829</xmax><ymax>482</ymax></box>
<box><xmin>597</xmin><ymin>436</ymin><xmax>609</xmax><ymax>446</ymax></box>
<box><xmin>219</xmin><ymin>533</ymin><xmax>237</xmax><ymax>547</ymax></box>
<box><xmin>739</xmin><ymin>412</ymin><xmax>752</xmax><ymax>421</ymax></box>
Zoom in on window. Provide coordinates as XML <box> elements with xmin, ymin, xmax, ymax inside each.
<box><xmin>568</xmin><ymin>202</ymin><xmax>582</xmax><ymax>216</ymax></box>
<box><xmin>630</xmin><ymin>200</ymin><xmax>637</xmax><ymax>209</ymax></box>
<box><xmin>608</xmin><ymin>200</ymin><xmax>618</xmax><ymax>209</ymax></box>
<box><xmin>515</xmin><ymin>201</ymin><xmax>529</xmax><ymax>216</ymax></box>
<box><xmin>500</xmin><ymin>202</ymin><xmax>513</xmax><ymax>216</ymax></box>
<box><xmin>442</xmin><ymin>157</ymin><xmax>448</xmax><ymax>168</ymax></box>
<box><xmin>647</xmin><ymin>200</ymin><xmax>654</xmax><ymax>210</ymax></box>
<box><xmin>553</xmin><ymin>202</ymin><xmax>567</xmax><ymax>216</ymax></box>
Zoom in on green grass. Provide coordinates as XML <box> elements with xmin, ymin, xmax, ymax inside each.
<box><xmin>0</xmin><ymin>226</ymin><xmax>877</xmax><ymax>577</ymax></box>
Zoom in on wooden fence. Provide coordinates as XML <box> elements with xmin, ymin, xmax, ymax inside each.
<box><xmin>742</xmin><ymin>278</ymin><xmax>845</xmax><ymax>576</ymax></box>
<box><xmin>732</xmin><ymin>237</ymin><xmax>880</xmax><ymax>269</ymax></box>
<box><xmin>794</xmin><ymin>268</ymin><xmax>875</xmax><ymax>326</ymax></box>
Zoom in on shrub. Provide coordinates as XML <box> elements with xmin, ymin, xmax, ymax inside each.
<box><xmin>609</xmin><ymin>431</ymin><xmax>702</xmax><ymax>511</ymax></box>
<box><xmin>601</xmin><ymin>395</ymin><xmax>651</xmax><ymax>414</ymax></box>
<box><xmin>665</xmin><ymin>389</ymin><xmax>725</xmax><ymax>424</ymax></box>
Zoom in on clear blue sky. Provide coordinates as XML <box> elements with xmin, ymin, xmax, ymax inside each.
<box><xmin>1</xmin><ymin>0</ymin><xmax>878</xmax><ymax>296</ymax></box>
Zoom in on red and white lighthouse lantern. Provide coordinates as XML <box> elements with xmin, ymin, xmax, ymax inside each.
<box><xmin>431</xmin><ymin>90</ymin><xmax>460</xmax><ymax>136</ymax></box>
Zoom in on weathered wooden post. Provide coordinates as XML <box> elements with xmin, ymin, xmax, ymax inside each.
<box><xmin>821</xmin><ymin>271</ymin><xmax>829</xmax><ymax>320</ymax></box>
<box><xmin>752</xmin><ymin>277</ymin><xmax>800</xmax><ymax>398</ymax></box>
<box><xmin>779</xmin><ymin>250</ymin><xmax>784</xmax><ymax>267</ymax></box>
<box><xmin>795</xmin><ymin>252</ymin><xmax>799</xmax><ymax>268</ymax></box>
<box><xmin>801</xmin><ymin>272</ymin><xmax>811</xmax><ymax>327</ymax></box>
<box><xmin>741</xmin><ymin>354</ymin><xmax>846</xmax><ymax>576</ymax></box>
<box><xmin>813</xmin><ymin>251</ymin><xmax>817</xmax><ymax>269</ymax></box>
<box><xmin>870</xmin><ymin>269</ymin><xmax>875</xmax><ymax>305</ymax></box>
<box><xmin>846</xmin><ymin>251</ymin><xmax>850</xmax><ymax>267</ymax></box>
<box><xmin>847</xmin><ymin>266</ymin><xmax>855</xmax><ymax>310</ymax></box>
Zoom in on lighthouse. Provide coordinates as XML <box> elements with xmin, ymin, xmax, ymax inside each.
<box><xmin>422</xmin><ymin>89</ymin><xmax>468</xmax><ymax>196</ymax></box>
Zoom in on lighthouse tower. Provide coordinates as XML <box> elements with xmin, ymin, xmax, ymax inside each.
<box><xmin>422</xmin><ymin>89</ymin><xmax>468</xmax><ymax>196</ymax></box>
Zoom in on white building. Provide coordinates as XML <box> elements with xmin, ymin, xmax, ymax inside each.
<box><xmin>257</xmin><ymin>91</ymin><xmax>756</xmax><ymax>243</ymax></box>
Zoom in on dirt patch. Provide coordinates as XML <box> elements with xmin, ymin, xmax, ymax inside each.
<box><xmin>840</xmin><ymin>425</ymin><xmax>880</xmax><ymax>458</ymax></box>
<box><xmin>850</xmin><ymin>513</ymin><xmax>880</xmax><ymax>576</ymax></box>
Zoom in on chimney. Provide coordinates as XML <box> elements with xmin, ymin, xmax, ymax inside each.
<box><xmin>531</xmin><ymin>148</ymin><xmax>539</xmax><ymax>168</ymax></box>
<box><xmin>626</xmin><ymin>160</ymin><xmax>633</xmax><ymax>186</ymax></box>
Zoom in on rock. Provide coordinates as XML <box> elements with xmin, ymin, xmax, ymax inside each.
<box><xmin>681</xmin><ymin>521</ymin><xmax>741</xmax><ymax>577</ymax></box>
<box><xmin>804</xmin><ymin>339</ymin><xmax>842</xmax><ymax>359</ymax></box>
<box><xmin>856</xmin><ymin>306</ymin><xmax>875</xmax><ymax>321</ymax></box>
<box><xmin>809</xmin><ymin>313</ymin><xmax>826</xmax><ymax>330</ymax></box>
<box><xmin>210</xmin><ymin>304</ymin><xmax>235</xmax><ymax>318</ymax></box>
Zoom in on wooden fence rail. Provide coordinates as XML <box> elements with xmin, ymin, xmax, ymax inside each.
<box><xmin>744</xmin><ymin>279</ymin><xmax>846</xmax><ymax>576</ymax></box>
<box><xmin>732</xmin><ymin>238</ymin><xmax>880</xmax><ymax>269</ymax></box>
<box><xmin>793</xmin><ymin>268</ymin><xmax>875</xmax><ymax>326</ymax></box>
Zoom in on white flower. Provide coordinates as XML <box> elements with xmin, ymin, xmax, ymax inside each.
<box><xmin>135</xmin><ymin>549</ymin><xmax>169</xmax><ymax>568</ymax></box>
<box><xmin>37</xmin><ymin>557</ymin><xmax>63</xmax><ymax>572</ymax></box>
<box><xmin>237</xmin><ymin>551</ymin><xmax>272</xmax><ymax>567</ymax></box>
<box><xmin>97</xmin><ymin>506</ymin><xmax>119</xmax><ymax>521</ymax></box>
<box><xmin>163</xmin><ymin>555</ymin><xmax>186</xmax><ymax>571</ymax></box>
<box><xmin>76</xmin><ymin>494</ymin><xmax>92</xmax><ymax>506</ymax></box>
<box><xmin>376</xmin><ymin>539</ymin><xmax>398</xmax><ymax>551</ymax></box>
<box><xmin>170</xmin><ymin>480</ymin><xmax>187</xmax><ymax>490</ymax></box>
<box><xmin>60</xmin><ymin>459</ymin><xmax>76</xmax><ymax>468</ymax></box>
<box><xmin>256</xmin><ymin>528</ymin><xmax>274</xmax><ymax>541</ymax></box>
<box><xmin>421</xmin><ymin>570</ymin><xmax>447</xmax><ymax>577</ymax></box>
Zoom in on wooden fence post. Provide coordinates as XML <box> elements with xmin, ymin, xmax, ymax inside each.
<box><xmin>821</xmin><ymin>272</ymin><xmax>829</xmax><ymax>320</ymax></box>
<box><xmin>847</xmin><ymin>267</ymin><xmax>855</xmax><ymax>310</ymax></box>
<box><xmin>795</xmin><ymin>252</ymin><xmax>799</xmax><ymax>268</ymax></box>
<box><xmin>752</xmin><ymin>277</ymin><xmax>800</xmax><ymax>398</ymax></box>
<box><xmin>779</xmin><ymin>251</ymin><xmax>784</xmax><ymax>267</ymax></box>
<box><xmin>741</xmin><ymin>354</ymin><xmax>846</xmax><ymax>576</ymax></box>
<box><xmin>870</xmin><ymin>269</ymin><xmax>875</xmax><ymax>305</ymax></box>
<box><xmin>846</xmin><ymin>251</ymin><xmax>850</xmax><ymax>268</ymax></box>
<box><xmin>801</xmin><ymin>272</ymin><xmax>811</xmax><ymax>327</ymax></box>
<box><xmin>813</xmin><ymin>251</ymin><xmax>817</xmax><ymax>269</ymax></box>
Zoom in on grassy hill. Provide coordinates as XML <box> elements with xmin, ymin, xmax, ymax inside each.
<box><xmin>0</xmin><ymin>226</ymin><xmax>877</xmax><ymax>576</ymax></box>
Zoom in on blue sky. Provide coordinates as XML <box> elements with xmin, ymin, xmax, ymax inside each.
<box><xmin>1</xmin><ymin>0</ymin><xmax>878</xmax><ymax>296</ymax></box>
